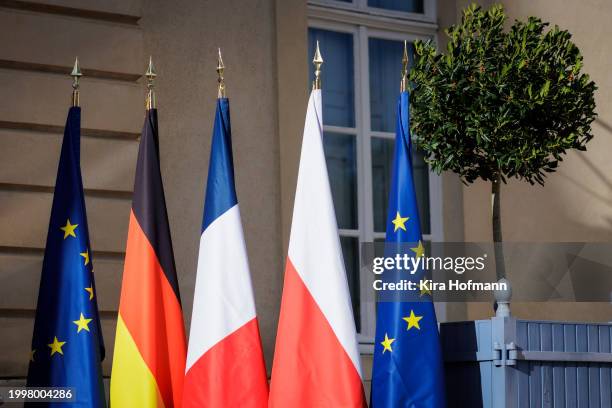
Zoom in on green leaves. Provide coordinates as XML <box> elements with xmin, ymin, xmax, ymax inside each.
<box><xmin>410</xmin><ymin>4</ymin><xmax>597</xmax><ymax>185</ymax></box>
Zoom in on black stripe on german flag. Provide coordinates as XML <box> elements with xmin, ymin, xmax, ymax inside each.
<box><xmin>131</xmin><ymin>109</ymin><xmax>181</xmax><ymax>303</ymax></box>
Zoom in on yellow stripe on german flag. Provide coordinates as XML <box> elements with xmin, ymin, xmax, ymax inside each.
<box><xmin>111</xmin><ymin>109</ymin><xmax>186</xmax><ymax>408</ymax></box>
<box><xmin>112</xmin><ymin>316</ymin><xmax>165</xmax><ymax>408</ymax></box>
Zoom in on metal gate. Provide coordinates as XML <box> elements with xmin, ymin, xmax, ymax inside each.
<box><xmin>441</xmin><ymin>316</ymin><xmax>612</xmax><ymax>407</ymax></box>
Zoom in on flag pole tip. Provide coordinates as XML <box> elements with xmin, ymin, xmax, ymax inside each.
<box><xmin>145</xmin><ymin>56</ymin><xmax>157</xmax><ymax>81</ymax></box>
<box><xmin>401</xmin><ymin>40</ymin><xmax>409</xmax><ymax>92</ymax></box>
<box><xmin>71</xmin><ymin>57</ymin><xmax>82</xmax><ymax>107</ymax></box>
<box><xmin>145</xmin><ymin>56</ymin><xmax>157</xmax><ymax>110</ymax></box>
<box><xmin>312</xmin><ymin>41</ymin><xmax>323</xmax><ymax>90</ymax></box>
<box><xmin>71</xmin><ymin>57</ymin><xmax>82</xmax><ymax>78</ymax></box>
<box><xmin>217</xmin><ymin>48</ymin><xmax>226</xmax><ymax>98</ymax></box>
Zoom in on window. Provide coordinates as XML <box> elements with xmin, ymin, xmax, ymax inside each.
<box><xmin>309</xmin><ymin>0</ymin><xmax>436</xmax><ymax>24</ymax></box>
<box><xmin>368</xmin><ymin>0</ymin><xmax>425</xmax><ymax>14</ymax></box>
<box><xmin>307</xmin><ymin>0</ymin><xmax>442</xmax><ymax>343</ymax></box>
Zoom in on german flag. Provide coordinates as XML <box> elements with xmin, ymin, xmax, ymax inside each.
<box><xmin>110</xmin><ymin>108</ymin><xmax>186</xmax><ymax>407</ymax></box>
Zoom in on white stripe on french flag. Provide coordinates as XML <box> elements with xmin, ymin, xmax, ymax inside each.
<box><xmin>186</xmin><ymin>204</ymin><xmax>257</xmax><ymax>367</ymax></box>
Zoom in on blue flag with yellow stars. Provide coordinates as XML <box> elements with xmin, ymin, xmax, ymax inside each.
<box><xmin>26</xmin><ymin>107</ymin><xmax>106</xmax><ymax>407</ymax></box>
<box><xmin>370</xmin><ymin>91</ymin><xmax>446</xmax><ymax>407</ymax></box>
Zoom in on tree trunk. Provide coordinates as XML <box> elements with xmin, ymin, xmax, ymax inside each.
<box><xmin>491</xmin><ymin>176</ymin><xmax>506</xmax><ymax>280</ymax></box>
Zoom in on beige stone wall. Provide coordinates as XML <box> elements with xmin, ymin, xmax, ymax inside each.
<box><xmin>277</xmin><ymin>0</ymin><xmax>309</xmax><ymax>253</ymax></box>
<box><xmin>437</xmin><ymin>0</ymin><xmax>465</xmax><ymax>247</ymax></box>
<box><xmin>0</xmin><ymin>0</ymin><xmax>144</xmax><ymax>379</ymax></box>
<box><xmin>0</xmin><ymin>0</ymin><xmax>284</xmax><ymax>379</ymax></box>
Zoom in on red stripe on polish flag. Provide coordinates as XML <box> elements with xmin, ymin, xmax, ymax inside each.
<box><xmin>269</xmin><ymin>258</ymin><xmax>366</xmax><ymax>408</ymax></box>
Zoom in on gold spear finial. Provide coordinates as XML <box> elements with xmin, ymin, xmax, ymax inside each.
<box><xmin>401</xmin><ymin>40</ymin><xmax>409</xmax><ymax>92</ymax></box>
<box><xmin>217</xmin><ymin>48</ymin><xmax>226</xmax><ymax>98</ymax></box>
<box><xmin>71</xmin><ymin>57</ymin><xmax>82</xmax><ymax>107</ymax></box>
<box><xmin>145</xmin><ymin>56</ymin><xmax>157</xmax><ymax>110</ymax></box>
<box><xmin>312</xmin><ymin>40</ymin><xmax>323</xmax><ymax>90</ymax></box>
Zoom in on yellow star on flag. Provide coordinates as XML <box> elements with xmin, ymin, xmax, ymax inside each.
<box><xmin>419</xmin><ymin>280</ymin><xmax>432</xmax><ymax>297</ymax></box>
<box><xmin>29</xmin><ymin>349</ymin><xmax>36</xmax><ymax>362</ymax></box>
<box><xmin>410</xmin><ymin>240</ymin><xmax>425</xmax><ymax>258</ymax></box>
<box><xmin>60</xmin><ymin>219</ymin><xmax>78</xmax><ymax>239</ymax></box>
<box><xmin>48</xmin><ymin>337</ymin><xmax>66</xmax><ymax>356</ymax></box>
<box><xmin>403</xmin><ymin>310</ymin><xmax>423</xmax><ymax>330</ymax></box>
<box><xmin>73</xmin><ymin>313</ymin><xmax>92</xmax><ymax>333</ymax></box>
<box><xmin>84</xmin><ymin>286</ymin><xmax>94</xmax><ymax>301</ymax></box>
<box><xmin>391</xmin><ymin>212</ymin><xmax>409</xmax><ymax>232</ymax></box>
<box><xmin>80</xmin><ymin>249</ymin><xmax>90</xmax><ymax>266</ymax></box>
<box><xmin>380</xmin><ymin>333</ymin><xmax>395</xmax><ymax>354</ymax></box>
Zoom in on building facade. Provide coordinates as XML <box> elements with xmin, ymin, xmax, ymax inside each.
<box><xmin>1</xmin><ymin>0</ymin><xmax>611</xmax><ymax>392</ymax></box>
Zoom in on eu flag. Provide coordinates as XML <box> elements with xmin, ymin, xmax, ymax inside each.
<box><xmin>26</xmin><ymin>107</ymin><xmax>106</xmax><ymax>407</ymax></box>
<box><xmin>370</xmin><ymin>92</ymin><xmax>446</xmax><ymax>407</ymax></box>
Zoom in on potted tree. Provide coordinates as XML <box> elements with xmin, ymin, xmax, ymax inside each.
<box><xmin>409</xmin><ymin>4</ymin><xmax>597</xmax><ymax>279</ymax></box>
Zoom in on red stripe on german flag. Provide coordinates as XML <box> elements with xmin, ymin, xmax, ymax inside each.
<box><xmin>111</xmin><ymin>110</ymin><xmax>186</xmax><ymax>408</ymax></box>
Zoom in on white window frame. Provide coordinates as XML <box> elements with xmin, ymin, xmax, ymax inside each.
<box><xmin>309</xmin><ymin>0</ymin><xmax>437</xmax><ymax>25</ymax></box>
<box><xmin>307</xmin><ymin>0</ymin><xmax>443</xmax><ymax>350</ymax></box>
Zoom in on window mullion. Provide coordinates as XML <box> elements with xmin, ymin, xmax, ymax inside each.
<box><xmin>355</xmin><ymin>0</ymin><xmax>368</xmax><ymax>10</ymax></box>
<box><xmin>428</xmin><ymin>33</ymin><xmax>444</xmax><ymax>244</ymax></box>
<box><xmin>358</xmin><ymin>26</ymin><xmax>374</xmax><ymax>248</ymax></box>
<box><xmin>338</xmin><ymin>228</ymin><xmax>360</xmax><ymax>237</ymax></box>
<box><xmin>323</xmin><ymin>125</ymin><xmax>357</xmax><ymax>135</ymax></box>
<box><xmin>370</xmin><ymin>130</ymin><xmax>395</xmax><ymax>139</ymax></box>
<box><xmin>357</xmin><ymin>25</ymin><xmax>376</xmax><ymax>339</ymax></box>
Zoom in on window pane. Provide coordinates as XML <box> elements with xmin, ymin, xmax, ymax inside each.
<box><xmin>368</xmin><ymin>0</ymin><xmax>424</xmax><ymax>13</ymax></box>
<box><xmin>371</xmin><ymin>137</ymin><xmax>392</xmax><ymax>232</ymax></box>
<box><xmin>412</xmin><ymin>147</ymin><xmax>431</xmax><ymax>235</ymax></box>
<box><xmin>340</xmin><ymin>236</ymin><xmax>360</xmax><ymax>332</ymax></box>
<box><xmin>323</xmin><ymin>132</ymin><xmax>358</xmax><ymax>230</ymax></box>
<box><xmin>371</xmin><ymin>137</ymin><xmax>430</xmax><ymax>234</ymax></box>
<box><xmin>369</xmin><ymin>37</ymin><xmax>414</xmax><ymax>132</ymax></box>
<box><xmin>308</xmin><ymin>28</ymin><xmax>355</xmax><ymax>128</ymax></box>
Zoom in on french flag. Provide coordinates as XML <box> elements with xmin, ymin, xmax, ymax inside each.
<box><xmin>269</xmin><ymin>89</ymin><xmax>367</xmax><ymax>407</ymax></box>
<box><xmin>183</xmin><ymin>97</ymin><xmax>269</xmax><ymax>407</ymax></box>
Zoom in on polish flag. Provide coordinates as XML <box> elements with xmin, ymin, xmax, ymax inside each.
<box><xmin>269</xmin><ymin>90</ymin><xmax>367</xmax><ymax>407</ymax></box>
<box><xmin>182</xmin><ymin>97</ymin><xmax>268</xmax><ymax>407</ymax></box>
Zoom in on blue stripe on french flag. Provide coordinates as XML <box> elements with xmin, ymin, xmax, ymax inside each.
<box><xmin>202</xmin><ymin>98</ymin><xmax>238</xmax><ymax>232</ymax></box>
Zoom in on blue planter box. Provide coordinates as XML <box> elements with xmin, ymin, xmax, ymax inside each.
<box><xmin>441</xmin><ymin>317</ymin><xmax>612</xmax><ymax>407</ymax></box>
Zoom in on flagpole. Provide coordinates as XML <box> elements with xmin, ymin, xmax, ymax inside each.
<box><xmin>217</xmin><ymin>48</ymin><xmax>226</xmax><ymax>98</ymax></box>
<box><xmin>71</xmin><ymin>57</ymin><xmax>82</xmax><ymax>107</ymax></box>
<box><xmin>145</xmin><ymin>56</ymin><xmax>157</xmax><ymax>110</ymax></box>
<box><xmin>312</xmin><ymin>40</ymin><xmax>323</xmax><ymax>90</ymax></box>
<box><xmin>400</xmin><ymin>40</ymin><xmax>409</xmax><ymax>92</ymax></box>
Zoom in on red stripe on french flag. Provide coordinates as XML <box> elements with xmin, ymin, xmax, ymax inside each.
<box><xmin>184</xmin><ymin>318</ymin><xmax>268</xmax><ymax>408</ymax></box>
